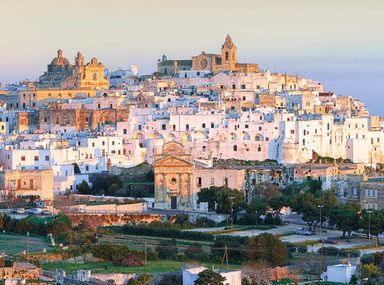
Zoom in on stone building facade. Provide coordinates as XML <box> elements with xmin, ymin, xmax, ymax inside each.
<box><xmin>192</xmin><ymin>35</ymin><xmax>259</xmax><ymax>73</ymax></box>
<box><xmin>154</xmin><ymin>142</ymin><xmax>194</xmax><ymax>210</ymax></box>
<box><xmin>0</xmin><ymin>168</ymin><xmax>54</xmax><ymax>201</ymax></box>
<box><xmin>39</xmin><ymin>49</ymin><xmax>74</xmax><ymax>88</ymax></box>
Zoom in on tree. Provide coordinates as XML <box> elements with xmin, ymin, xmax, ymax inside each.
<box><xmin>198</xmin><ymin>186</ymin><xmax>245</xmax><ymax>214</ymax></box>
<box><xmin>194</xmin><ymin>269</ymin><xmax>225</xmax><ymax>285</ymax></box>
<box><xmin>252</xmin><ymin>183</ymin><xmax>280</xmax><ymax>203</ymax></box>
<box><xmin>328</xmin><ymin>202</ymin><xmax>360</xmax><ymax>238</ymax></box>
<box><xmin>359</xmin><ymin>209</ymin><xmax>384</xmax><ymax>243</ymax></box>
<box><xmin>244</xmin><ymin>233</ymin><xmax>288</xmax><ymax>266</ymax></box>
<box><xmin>77</xmin><ymin>180</ymin><xmax>91</xmax><ymax>195</ymax></box>
<box><xmin>91</xmin><ymin>174</ymin><xmax>122</xmax><ymax>196</ymax></box>
<box><xmin>243</xmin><ymin>198</ymin><xmax>267</xmax><ymax>225</ymax></box>
<box><xmin>290</xmin><ymin>190</ymin><xmax>337</xmax><ymax>232</ymax></box>
<box><xmin>362</xmin><ymin>263</ymin><xmax>377</xmax><ymax>279</ymax></box>
<box><xmin>291</xmin><ymin>192</ymin><xmax>321</xmax><ymax>232</ymax></box>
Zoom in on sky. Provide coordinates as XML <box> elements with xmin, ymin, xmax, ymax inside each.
<box><xmin>0</xmin><ymin>0</ymin><xmax>383</xmax><ymax>115</ymax></box>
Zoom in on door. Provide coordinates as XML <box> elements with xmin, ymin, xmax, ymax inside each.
<box><xmin>171</xmin><ymin>196</ymin><xmax>177</xmax><ymax>209</ymax></box>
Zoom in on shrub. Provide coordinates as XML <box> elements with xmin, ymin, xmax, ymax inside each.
<box><xmin>318</xmin><ymin>247</ymin><xmax>360</xmax><ymax>257</ymax></box>
<box><xmin>195</xmin><ymin>217</ymin><xmax>216</xmax><ymax>228</ymax></box>
<box><xmin>184</xmin><ymin>243</ymin><xmax>203</xmax><ymax>260</ymax></box>
<box><xmin>117</xmin><ymin>252</ymin><xmax>144</xmax><ymax>267</ymax></box>
<box><xmin>156</xmin><ymin>239</ymin><xmax>177</xmax><ymax>259</ymax></box>
<box><xmin>90</xmin><ymin>244</ymin><xmax>132</xmax><ymax>262</ymax></box>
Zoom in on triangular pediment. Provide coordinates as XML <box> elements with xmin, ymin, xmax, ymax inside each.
<box><xmin>154</xmin><ymin>155</ymin><xmax>194</xmax><ymax>168</ymax></box>
<box><xmin>162</xmin><ymin>141</ymin><xmax>186</xmax><ymax>156</ymax></box>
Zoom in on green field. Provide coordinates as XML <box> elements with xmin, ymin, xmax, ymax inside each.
<box><xmin>0</xmin><ymin>233</ymin><xmax>52</xmax><ymax>256</ymax></box>
<box><xmin>41</xmin><ymin>260</ymin><xmax>239</xmax><ymax>274</ymax></box>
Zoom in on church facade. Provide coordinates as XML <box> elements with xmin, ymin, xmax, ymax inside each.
<box><xmin>39</xmin><ymin>49</ymin><xmax>74</xmax><ymax>88</ymax></box>
<box><xmin>154</xmin><ymin>141</ymin><xmax>195</xmax><ymax>210</ymax></box>
<box><xmin>38</xmin><ymin>50</ymin><xmax>109</xmax><ymax>90</ymax></box>
<box><xmin>157</xmin><ymin>35</ymin><xmax>259</xmax><ymax>76</ymax></box>
<box><xmin>192</xmin><ymin>35</ymin><xmax>259</xmax><ymax>73</ymax></box>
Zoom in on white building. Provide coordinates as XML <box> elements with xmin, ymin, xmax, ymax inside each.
<box><xmin>324</xmin><ymin>263</ymin><xmax>356</xmax><ymax>284</ymax></box>
<box><xmin>182</xmin><ymin>267</ymin><xmax>241</xmax><ymax>285</ymax></box>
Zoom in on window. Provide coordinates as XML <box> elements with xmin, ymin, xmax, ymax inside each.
<box><xmin>290</xmin><ymin>130</ymin><xmax>295</xmax><ymax>134</ymax></box>
<box><xmin>225</xmin><ymin>51</ymin><xmax>229</xmax><ymax>61</ymax></box>
<box><xmin>211</xmin><ymin>123</ymin><xmax>214</xmax><ymax>128</ymax></box>
<box><xmin>241</xmin><ymin>84</ymin><xmax>246</xmax><ymax>90</ymax></box>
<box><xmin>45</xmin><ymin>155</ymin><xmax>49</xmax><ymax>161</ymax></box>
<box><xmin>232</xmin><ymin>84</ymin><xmax>236</xmax><ymax>89</ymax></box>
<box><xmin>197</xmin><ymin>177</ymin><xmax>202</xmax><ymax>187</ymax></box>
<box><xmin>245</xmin><ymin>124</ymin><xmax>249</xmax><ymax>129</ymax></box>
<box><xmin>202</xmin><ymin>146</ymin><xmax>206</xmax><ymax>152</ymax></box>
<box><xmin>162</xmin><ymin>124</ymin><xmax>166</xmax><ymax>130</ymax></box>
<box><xmin>34</xmin><ymin>156</ymin><xmax>39</xmax><ymax>161</ymax></box>
<box><xmin>21</xmin><ymin>156</ymin><xmax>26</xmax><ymax>161</ymax></box>
<box><xmin>242</xmin><ymin>96</ymin><xmax>246</xmax><ymax>101</ymax></box>
<box><xmin>186</xmin><ymin>124</ymin><xmax>189</xmax><ymax>131</ymax></box>
<box><xmin>93</xmin><ymin>73</ymin><xmax>97</xmax><ymax>81</ymax></box>
<box><xmin>233</xmin><ymin>145</ymin><xmax>237</xmax><ymax>151</ymax></box>
<box><xmin>202</xmin><ymin>123</ymin><xmax>206</xmax><ymax>128</ymax></box>
<box><xmin>102</xmin><ymin>141</ymin><xmax>105</xmax><ymax>146</ymax></box>
<box><xmin>123</xmin><ymin>129</ymin><xmax>127</xmax><ymax>135</ymax></box>
<box><xmin>210</xmin><ymin>178</ymin><xmax>214</xmax><ymax>185</ymax></box>
<box><xmin>258</xmin><ymin>145</ymin><xmax>261</xmax><ymax>152</ymax></box>
<box><xmin>112</xmin><ymin>141</ymin><xmax>115</xmax><ymax>146</ymax></box>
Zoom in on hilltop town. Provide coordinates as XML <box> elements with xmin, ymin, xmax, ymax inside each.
<box><xmin>0</xmin><ymin>35</ymin><xmax>384</xmax><ymax>285</ymax></box>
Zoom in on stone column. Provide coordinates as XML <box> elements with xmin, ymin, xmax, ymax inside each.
<box><xmin>162</xmin><ymin>173</ymin><xmax>166</xmax><ymax>203</ymax></box>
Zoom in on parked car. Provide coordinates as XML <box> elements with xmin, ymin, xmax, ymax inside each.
<box><xmin>321</xmin><ymin>237</ymin><xmax>338</xmax><ymax>244</ymax></box>
<box><xmin>41</xmin><ymin>210</ymin><xmax>52</xmax><ymax>216</ymax></box>
<box><xmin>296</xmin><ymin>229</ymin><xmax>313</xmax><ymax>236</ymax></box>
<box><xmin>16</xmin><ymin>208</ymin><xmax>26</xmax><ymax>214</ymax></box>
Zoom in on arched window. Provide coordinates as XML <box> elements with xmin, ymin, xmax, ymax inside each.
<box><xmin>225</xmin><ymin>51</ymin><xmax>229</xmax><ymax>61</ymax></box>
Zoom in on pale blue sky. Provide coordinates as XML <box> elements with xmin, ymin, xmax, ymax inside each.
<box><xmin>0</xmin><ymin>0</ymin><xmax>383</xmax><ymax>114</ymax></box>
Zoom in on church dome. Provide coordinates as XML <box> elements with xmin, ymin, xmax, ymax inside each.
<box><xmin>50</xmin><ymin>49</ymin><xmax>71</xmax><ymax>66</ymax></box>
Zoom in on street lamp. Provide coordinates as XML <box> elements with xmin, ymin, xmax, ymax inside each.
<box><xmin>367</xmin><ymin>209</ymin><xmax>372</xmax><ymax>247</ymax></box>
<box><xmin>318</xmin><ymin>204</ymin><xmax>324</xmax><ymax>240</ymax></box>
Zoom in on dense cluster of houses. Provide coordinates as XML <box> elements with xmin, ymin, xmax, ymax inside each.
<box><xmin>0</xmin><ymin>35</ymin><xmax>383</xmax><ymax>211</ymax></box>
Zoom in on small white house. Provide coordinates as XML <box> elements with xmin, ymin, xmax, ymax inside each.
<box><xmin>325</xmin><ymin>263</ymin><xmax>356</xmax><ymax>284</ymax></box>
<box><xmin>182</xmin><ymin>266</ymin><xmax>241</xmax><ymax>285</ymax></box>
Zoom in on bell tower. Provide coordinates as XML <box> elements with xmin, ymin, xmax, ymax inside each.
<box><xmin>221</xmin><ymin>34</ymin><xmax>237</xmax><ymax>71</ymax></box>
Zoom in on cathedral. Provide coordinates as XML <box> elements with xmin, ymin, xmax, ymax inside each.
<box><xmin>39</xmin><ymin>49</ymin><xmax>74</xmax><ymax>88</ymax></box>
<box><xmin>192</xmin><ymin>35</ymin><xmax>259</xmax><ymax>73</ymax></box>
<box><xmin>157</xmin><ymin>35</ymin><xmax>259</xmax><ymax>76</ymax></box>
<box><xmin>38</xmin><ymin>50</ymin><xmax>109</xmax><ymax>90</ymax></box>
